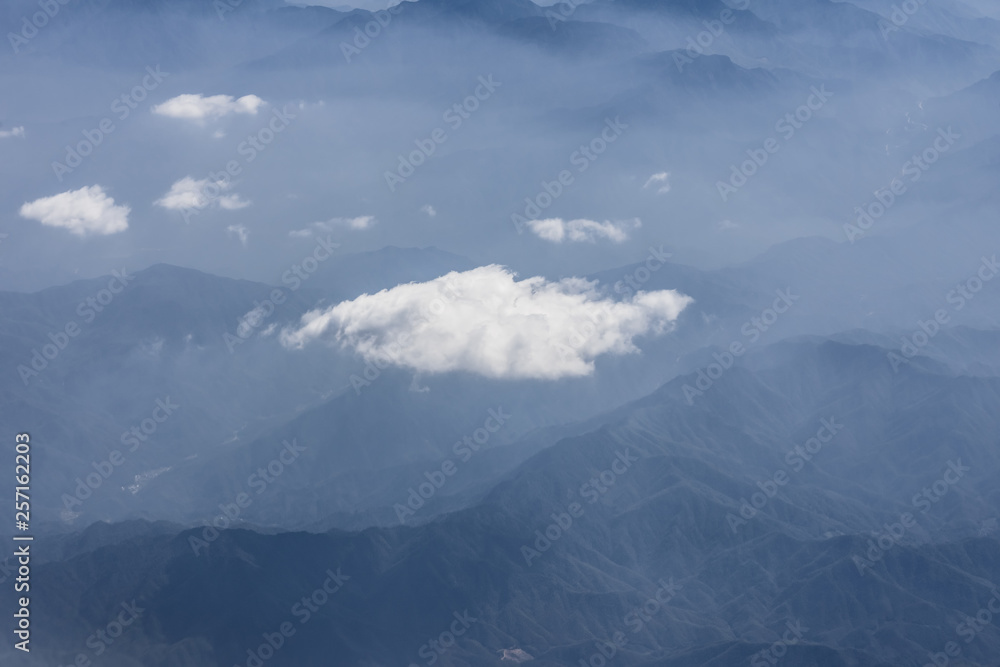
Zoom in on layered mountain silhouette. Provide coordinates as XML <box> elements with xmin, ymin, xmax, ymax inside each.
<box><xmin>3</xmin><ymin>0</ymin><xmax>1000</xmax><ymax>665</ymax></box>
<box><xmin>5</xmin><ymin>337</ymin><xmax>1000</xmax><ymax>666</ymax></box>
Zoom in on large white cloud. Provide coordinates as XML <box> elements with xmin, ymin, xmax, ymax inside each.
<box><xmin>155</xmin><ymin>177</ymin><xmax>250</xmax><ymax>214</ymax></box>
<box><xmin>153</xmin><ymin>94</ymin><xmax>264</xmax><ymax>120</ymax></box>
<box><xmin>526</xmin><ymin>218</ymin><xmax>640</xmax><ymax>243</ymax></box>
<box><xmin>19</xmin><ymin>185</ymin><xmax>129</xmax><ymax>236</ymax></box>
<box><xmin>281</xmin><ymin>265</ymin><xmax>692</xmax><ymax>380</ymax></box>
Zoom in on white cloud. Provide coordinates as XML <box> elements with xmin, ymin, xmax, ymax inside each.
<box><xmin>237</xmin><ymin>304</ymin><xmax>269</xmax><ymax>338</ymax></box>
<box><xmin>219</xmin><ymin>195</ymin><xmax>250</xmax><ymax>210</ymax></box>
<box><xmin>339</xmin><ymin>215</ymin><xmax>375</xmax><ymax>230</ymax></box>
<box><xmin>421</xmin><ymin>204</ymin><xmax>437</xmax><ymax>217</ymax></box>
<box><xmin>155</xmin><ymin>177</ymin><xmax>206</xmax><ymax>210</ymax></box>
<box><xmin>643</xmin><ymin>172</ymin><xmax>671</xmax><ymax>194</ymax></box>
<box><xmin>0</xmin><ymin>126</ymin><xmax>25</xmax><ymax>139</ymax></box>
<box><xmin>155</xmin><ymin>177</ymin><xmax>250</xmax><ymax>214</ymax></box>
<box><xmin>20</xmin><ymin>185</ymin><xmax>129</xmax><ymax>237</ymax></box>
<box><xmin>289</xmin><ymin>216</ymin><xmax>375</xmax><ymax>237</ymax></box>
<box><xmin>227</xmin><ymin>224</ymin><xmax>249</xmax><ymax>246</ymax></box>
<box><xmin>153</xmin><ymin>94</ymin><xmax>265</xmax><ymax>121</ymax></box>
<box><xmin>526</xmin><ymin>218</ymin><xmax>640</xmax><ymax>244</ymax></box>
<box><xmin>281</xmin><ymin>265</ymin><xmax>692</xmax><ymax>380</ymax></box>
<box><xmin>717</xmin><ymin>219</ymin><xmax>739</xmax><ymax>231</ymax></box>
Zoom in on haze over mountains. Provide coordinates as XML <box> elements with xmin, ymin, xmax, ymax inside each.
<box><xmin>1</xmin><ymin>0</ymin><xmax>999</xmax><ymax>665</ymax></box>
<box><xmin>3</xmin><ymin>0</ymin><xmax>1000</xmax><ymax>285</ymax></box>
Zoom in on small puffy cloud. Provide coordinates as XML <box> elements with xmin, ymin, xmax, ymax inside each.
<box><xmin>0</xmin><ymin>126</ymin><xmax>25</xmax><ymax>139</ymax></box>
<box><xmin>219</xmin><ymin>194</ymin><xmax>250</xmax><ymax>210</ymax></box>
<box><xmin>527</xmin><ymin>218</ymin><xmax>640</xmax><ymax>244</ymax></box>
<box><xmin>717</xmin><ymin>219</ymin><xmax>739</xmax><ymax>231</ymax></box>
<box><xmin>289</xmin><ymin>216</ymin><xmax>375</xmax><ymax>237</ymax></box>
<box><xmin>20</xmin><ymin>185</ymin><xmax>129</xmax><ymax>237</ymax></box>
<box><xmin>155</xmin><ymin>177</ymin><xmax>250</xmax><ymax>215</ymax></box>
<box><xmin>281</xmin><ymin>265</ymin><xmax>692</xmax><ymax>380</ymax></box>
<box><xmin>227</xmin><ymin>224</ymin><xmax>249</xmax><ymax>246</ymax></box>
<box><xmin>421</xmin><ymin>205</ymin><xmax>437</xmax><ymax>217</ymax></box>
<box><xmin>339</xmin><ymin>215</ymin><xmax>375</xmax><ymax>230</ymax></box>
<box><xmin>643</xmin><ymin>172</ymin><xmax>671</xmax><ymax>194</ymax></box>
<box><xmin>155</xmin><ymin>177</ymin><xmax>206</xmax><ymax>210</ymax></box>
<box><xmin>153</xmin><ymin>94</ymin><xmax>265</xmax><ymax>121</ymax></box>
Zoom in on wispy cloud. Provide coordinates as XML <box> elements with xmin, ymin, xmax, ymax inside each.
<box><xmin>227</xmin><ymin>224</ymin><xmax>249</xmax><ymax>247</ymax></box>
<box><xmin>0</xmin><ymin>126</ymin><xmax>25</xmax><ymax>139</ymax></box>
<box><xmin>153</xmin><ymin>94</ymin><xmax>265</xmax><ymax>121</ymax></box>
<box><xmin>526</xmin><ymin>218</ymin><xmax>640</xmax><ymax>244</ymax></box>
<box><xmin>289</xmin><ymin>216</ymin><xmax>375</xmax><ymax>238</ymax></box>
<box><xmin>643</xmin><ymin>172</ymin><xmax>671</xmax><ymax>194</ymax></box>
